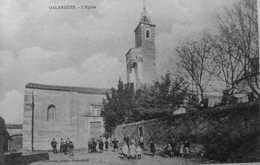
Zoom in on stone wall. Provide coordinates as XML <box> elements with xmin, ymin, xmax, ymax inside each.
<box><xmin>6</xmin><ymin>124</ymin><xmax>23</xmax><ymax>152</ymax></box>
<box><xmin>23</xmin><ymin>88</ymin><xmax>106</xmax><ymax>151</ymax></box>
<box><xmin>114</xmin><ymin>101</ymin><xmax>259</xmax><ymax>161</ymax></box>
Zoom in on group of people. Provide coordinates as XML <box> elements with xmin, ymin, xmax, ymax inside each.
<box><xmin>50</xmin><ymin>136</ymin><xmax>191</xmax><ymax>159</ymax></box>
<box><xmin>88</xmin><ymin>136</ymin><xmax>110</xmax><ymax>153</ymax></box>
<box><xmin>51</xmin><ymin>138</ymin><xmax>74</xmax><ymax>156</ymax></box>
<box><xmin>120</xmin><ymin>135</ymin><xmax>143</xmax><ymax>159</ymax></box>
<box><xmin>165</xmin><ymin>138</ymin><xmax>190</xmax><ymax>158</ymax></box>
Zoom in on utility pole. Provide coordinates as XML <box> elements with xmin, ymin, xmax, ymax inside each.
<box><xmin>31</xmin><ymin>92</ymin><xmax>35</xmax><ymax>151</ymax></box>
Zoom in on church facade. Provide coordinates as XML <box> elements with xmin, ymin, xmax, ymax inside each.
<box><xmin>126</xmin><ymin>6</ymin><xmax>156</xmax><ymax>89</ymax></box>
<box><xmin>22</xmin><ymin>83</ymin><xmax>109</xmax><ymax>151</ymax></box>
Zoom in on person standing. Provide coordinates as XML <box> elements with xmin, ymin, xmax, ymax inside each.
<box><xmin>166</xmin><ymin>143</ymin><xmax>172</xmax><ymax>157</ymax></box>
<box><xmin>129</xmin><ymin>142</ymin><xmax>136</xmax><ymax>159</ymax></box>
<box><xmin>169</xmin><ymin>138</ymin><xmax>177</xmax><ymax>156</ymax></box>
<box><xmin>122</xmin><ymin>142</ymin><xmax>129</xmax><ymax>159</ymax></box>
<box><xmin>180</xmin><ymin>141</ymin><xmax>184</xmax><ymax>158</ymax></box>
<box><xmin>112</xmin><ymin>138</ymin><xmax>119</xmax><ymax>151</ymax></box>
<box><xmin>125</xmin><ymin>136</ymin><xmax>130</xmax><ymax>147</ymax></box>
<box><xmin>150</xmin><ymin>141</ymin><xmax>155</xmax><ymax>156</ymax></box>
<box><xmin>105</xmin><ymin>139</ymin><xmax>109</xmax><ymax>151</ymax></box>
<box><xmin>99</xmin><ymin>138</ymin><xmax>104</xmax><ymax>152</ymax></box>
<box><xmin>60</xmin><ymin>138</ymin><xmax>65</xmax><ymax>153</ymax></box>
<box><xmin>51</xmin><ymin>138</ymin><xmax>58</xmax><ymax>153</ymax></box>
<box><xmin>136</xmin><ymin>145</ymin><xmax>142</xmax><ymax>159</ymax></box>
<box><xmin>93</xmin><ymin>139</ymin><xmax>97</xmax><ymax>152</ymax></box>
<box><xmin>139</xmin><ymin>136</ymin><xmax>144</xmax><ymax>149</ymax></box>
<box><xmin>68</xmin><ymin>141</ymin><xmax>74</xmax><ymax>156</ymax></box>
<box><xmin>184</xmin><ymin>140</ymin><xmax>190</xmax><ymax>158</ymax></box>
<box><xmin>88</xmin><ymin>139</ymin><xmax>92</xmax><ymax>153</ymax></box>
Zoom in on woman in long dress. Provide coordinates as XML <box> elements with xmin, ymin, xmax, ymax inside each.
<box><xmin>122</xmin><ymin>142</ymin><xmax>129</xmax><ymax>159</ymax></box>
<box><xmin>129</xmin><ymin>143</ymin><xmax>136</xmax><ymax>159</ymax></box>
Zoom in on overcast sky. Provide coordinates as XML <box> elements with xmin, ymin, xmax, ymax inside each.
<box><xmin>0</xmin><ymin>0</ymin><xmax>236</xmax><ymax>124</ymax></box>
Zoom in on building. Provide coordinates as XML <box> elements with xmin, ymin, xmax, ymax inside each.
<box><xmin>23</xmin><ymin>83</ymin><xmax>110</xmax><ymax>151</ymax></box>
<box><xmin>0</xmin><ymin>116</ymin><xmax>10</xmax><ymax>165</ymax></box>
<box><xmin>6</xmin><ymin>124</ymin><xmax>23</xmax><ymax>152</ymax></box>
<box><xmin>234</xmin><ymin>73</ymin><xmax>259</xmax><ymax>103</ymax></box>
<box><xmin>126</xmin><ymin>4</ymin><xmax>156</xmax><ymax>89</ymax></box>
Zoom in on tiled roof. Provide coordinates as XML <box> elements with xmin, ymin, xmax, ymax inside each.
<box><xmin>26</xmin><ymin>83</ymin><xmax>111</xmax><ymax>95</ymax></box>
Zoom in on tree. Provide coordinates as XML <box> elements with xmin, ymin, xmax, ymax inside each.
<box><xmin>212</xmin><ymin>0</ymin><xmax>259</xmax><ymax>99</ymax></box>
<box><xmin>102</xmin><ymin>73</ymin><xmax>189</xmax><ymax>133</ymax></box>
<box><xmin>173</xmin><ymin>33</ymin><xmax>216</xmax><ymax>104</ymax></box>
<box><xmin>135</xmin><ymin>73</ymin><xmax>189</xmax><ymax>115</ymax></box>
<box><xmin>101</xmin><ymin>79</ymin><xmax>135</xmax><ymax>133</ymax></box>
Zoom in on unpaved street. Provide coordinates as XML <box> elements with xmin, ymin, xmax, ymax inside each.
<box><xmin>27</xmin><ymin>150</ymin><xmax>198</xmax><ymax>165</ymax></box>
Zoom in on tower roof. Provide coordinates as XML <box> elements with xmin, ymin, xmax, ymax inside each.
<box><xmin>140</xmin><ymin>0</ymin><xmax>151</xmax><ymax>24</ymax></box>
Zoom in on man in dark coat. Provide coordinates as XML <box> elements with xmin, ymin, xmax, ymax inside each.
<box><xmin>51</xmin><ymin>138</ymin><xmax>58</xmax><ymax>153</ymax></box>
<box><xmin>98</xmin><ymin>138</ymin><xmax>104</xmax><ymax>152</ymax></box>
<box><xmin>150</xmin><ymin>141</ymin><xmax>155</xmax><ymax>156</ymax></box>
<box><xmin>125</xmin><ymin>136</ymin><xmax>130</xmax><ymax>147</ymax></box>
<box><xmin>112</xmin><ymin>138</ymin><xmax>118</xmax><ymax>151</ymax></box>
<box><xmin>92</xmin><ymin>139</ymin><xmax>97</xmax><ymax>152</ymax></box>
<box><xmin>169</xmin><ymin>138</ymin><xmax>177</xmax><ymax>156</ymax></box>
<box><xmin>105</xmin><ymin>139</ymin><xmax>109</xmax><ymax>151</ymax></box>
<box><xmin>60</xmin><ymin>138</ymin><xmax>64</xmax><ymax>153</ymax></box>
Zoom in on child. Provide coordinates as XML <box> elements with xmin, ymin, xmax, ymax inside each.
<box><xmin>180</xmin><ymin>141</ymin><xmax>184</xmax><ymax>158</ymax></box>
<box><xmin>184</xmin><ymin>140</ymin><xmax>190</xmax><ymax>158</ymax></box>
<box><xmin>136</xmin><ymin>145</ymin><xmax>142</xmax><ymax>159</ymax></box>
<box><xmin>88</xmin><ymin>139</ymin><xmax>92</xmax><ymax>153</ymax></box>
<box><xmin>150</xmin><ymin>141</ymin><xmax>155</xmax><ymax>156</ymax></box>
<box><xmin>166</xmin><ymin>143</ymin><xmax>172</xmax><ymax>158</ymax></box>
<box><xmin>122</xmin><ymin>142</ymin><xmax>129</xmax><ymax>159</ymax></box>
<box><xmin>68</xmin><ymin>141</ymin><xmax>74</xmax><ymax>156</ymax></box>
<box><xmin>129</xmin><ymin>143</ymin><xmax>136</xmax><ymax>159</ymax></box>
<box><xmin>112</xmin><ymin>138</ymin><xmax>119</xmax><ymax>152</ymax></box>
<box><xmin>105</xmin><ymin>139</ymin><xmax>109</xmax><ymax>151</ymax></box>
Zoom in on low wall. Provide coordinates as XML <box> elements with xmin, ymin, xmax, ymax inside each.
<box><xmin>114</xmin><ymin>101</ymin><xmax>259</xmax><ymax>162</ymax></box>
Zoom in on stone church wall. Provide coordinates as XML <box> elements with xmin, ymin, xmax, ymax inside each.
<box><xmin>23</xmin><ymin>88</ymin><xmax>105</xmax><ymax>151</ymax></box>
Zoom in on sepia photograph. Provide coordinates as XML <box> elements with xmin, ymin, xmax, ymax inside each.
<box><xmin>0</xmin><ymin>0</ymin><xmax>259</xmax><ymax>164</ymax></box>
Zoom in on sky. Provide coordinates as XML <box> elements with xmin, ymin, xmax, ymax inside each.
<box><xmin>0</xmin><ymin>0</ymin><xmax>236</xmax><ymax>124</ymax></box>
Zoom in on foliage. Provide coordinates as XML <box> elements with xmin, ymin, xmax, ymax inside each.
<box><xmin>135</xmin><ymin>73</ymin><xmax>189</xmax><ymax>114</ymax></box>
<box><xmin>101</xmin><ymin>73</ymin><xmax>189</xmax><ymax>132</ymax></box>
<box><xmin>101</xmin><ymin>79</ymin><xmax>135</xmax><ymax>133</ymax></box>
<box><xmin>201</xmin><ymin>106</ymin><xmax>259</xmax><ymax>162</ymax></box>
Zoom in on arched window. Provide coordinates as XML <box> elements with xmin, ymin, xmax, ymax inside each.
<box><xmin>47</xmin><ymin>105</ymin><xmax>56</xmax><ymax>121</ymax></box>
<box><xmin>146</xmin><ymin>29</ymin><xmax>150</xmax><ymax>38</ymax></box>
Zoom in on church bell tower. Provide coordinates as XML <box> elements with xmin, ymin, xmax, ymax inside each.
<box><xmin>126</xmin><ymin>2</ymin><xmax>156</xmax><ymax>89</ymax></box>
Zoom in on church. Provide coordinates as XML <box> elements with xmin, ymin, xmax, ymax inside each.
<box><xmin>126</xmin><ymin>4</ymin><xmax>156</xmax><ymax>89</ymax></box>
<box><xmin>22</xmin><ymin>3</ymin><xmax>157</xmax><ymax>151</ymax></box>
<box><xmin>22</xmin><ymin>83</ymin><xmax>110</xmax><ymax>150</ymax></box>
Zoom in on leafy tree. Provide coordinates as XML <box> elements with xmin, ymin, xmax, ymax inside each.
<box><xmin>102</xmin><ymin>74</ymin><xmax>189</xmax><ymax>132</ymax></box>
<box><xmin>134</xmin><ymin>73</ymin><xmax>189</xmax><ymax>116</ymax></box>
<box><xmin>101</xmin><ymin>79</ymin><xmax>135</xmax><ymax>132</ymax></box>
